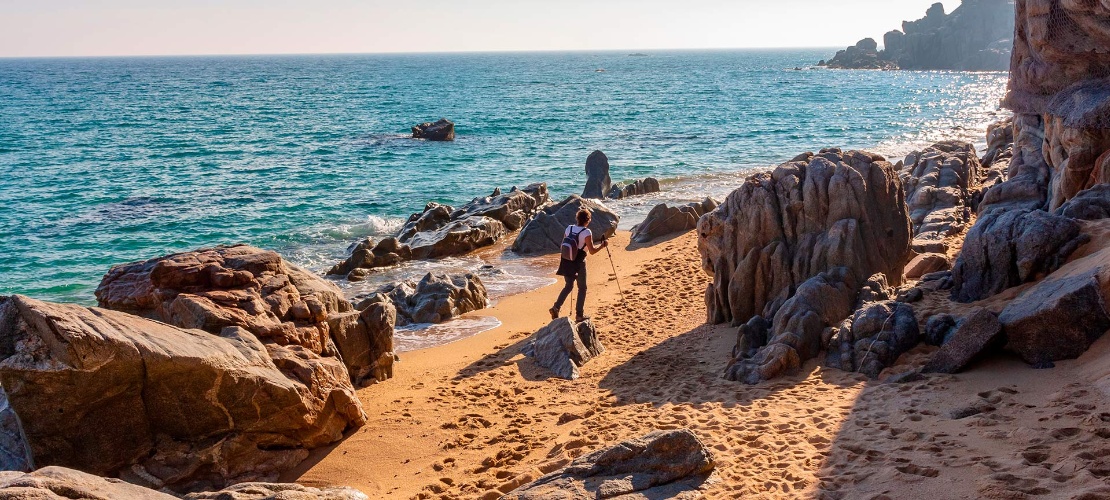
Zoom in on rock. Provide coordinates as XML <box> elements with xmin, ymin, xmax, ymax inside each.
<box><xmin>923</xmin><ymin>308</ymin><xmax>1004</xmax><ymax>373</ymax></box>
<box><xmin>698</xmin><ymin>148</ymin><xmax>912</xmax><ymax>327</ymax></box>
<box><xmin>825</xmin><ymin>301</ymin><xmax>920</xmax><ymax>379</ymax></box>
<box><xmin>406</xmin><ymin>216</ymin><xmax>506</xmax><ymax>260</ymax></box>
<box><xmin>0</xmin><ymin>390</ymin><xmax>30</xmax><ymax>473</ymax></box>
<box><xmin>0</xmin><ymin>296</ymin><xmax>366</xmax><ymax>491</ymax></box>
<box><xmin>327</xmin><ymin>302</ymin><xmax>396</xmax><ymax>384</ymax></box>
<box><xmin>632</xmin><ymin>198</ymin><xmax>717</xmax><ymax>244</ymax></box>
<box><xmin>906</xmin><ymin>252</ymin><xmax>950</xmax><ymax>279</ymax></box>
<box><xmin>857</xmin><ymin>272</ymin><xmax>893</xmax><ymax>305</ymax></box>
<box><xmin>1000</xmin><ymin>268</ymin><xmax>1110</xmax><ymax>364</ymax></box>
<box><xmin>950</xmin><ymin>209</ymin><xmax>1085</xmax><ymax>302</ymax></box>
<box><xmin>924</xmin><ymin>313</ymin><xmax>958</xmax><ymax>346</ymax></box>
<box><xmin>184</xmin><ymin>482</ymin><xmax>369</xmax><ymax>500</ymax></box>
<box><xmin>327</xmin><ymin>238</ymin><xmax>377</xmax><ymax>276</ymax></box>
<box><xmin>1055</xmin><ymin>184</ymin><xmax>1110</xmax><ymax>221</ymax></box>
<box><xmin>978</xmin><ymin>114</ymin><xmax>1052</xmax><ymax>213</ymax></box>
<box><xmin>899</xmin><ymin>141</ymin><xmax>981</xmax><ymax>253</ymax></box>
<box><xmin>896</xmin><ymin>286</ymin><xmax>924</xmax><ymax>303</ymax></box>
<box><xmin>981</xmin><ymin>116</ymin><xmax>1015</xmax><ymax>173</ymax></box>
<box><xmin>582</xmin><ymin>150</ymin><xmax>612</xmax><ymax>199</ymax></box>
<box><xmin>733</xmin><ymin>315</ymin><xmax>771</xmax><ymax>360</ymax></box>
<box><xmin>522</xmin><ymin>318</ymin><xmax>604</xmax><ymax>380</ymax></box>
<box><xmin>512</xmin><ymin>195</ymin><xmax>619</xmax><ymax>255</ymax></box>
<box><xmin>503</xmin><ymin>429</ymin><xmax>714</xmax><ymax>500</ymax></box>
<box><xmin>411</xmin><ymin>118</ymin><xmax>454</xmax><ymax>141</ymax></box>
<box><xmin>0</xmin><ymin>466</ymin><xmax>176</xmax><ymax>500</ymax></box>
<box><xmin>726</xmin><ymin>268</ymin><xmax>860</xmax><ymax>383</ymax></box>
<box><xmin>450</xmin><ymin>183</ymin><xmax>550</xmax><ymax>231</ymax></box>
<box><xmin>607</xmin><ymin>177</ymin><xmax>661</xmax><ymax>199</ymax></box>
<box><xmin>377</xmin><ymin>272</ymin><xmax>488</xmax><ymax>326</ymax></box>
<box><xmin>94</xmin><ymin>245</ymin><xmax>394</xmax><ymax>386</ymax></box>
<box><xmin>824</xmin><ymin>38</ymin><xmax>897</xmax><ymax>70</ymax></box>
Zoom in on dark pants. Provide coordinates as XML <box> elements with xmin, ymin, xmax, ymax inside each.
<box><xmin>554</xmin><ymin>260</ymin><xmax>587</xmax><ymax>318</ymax></box>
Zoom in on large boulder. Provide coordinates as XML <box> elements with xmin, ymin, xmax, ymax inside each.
<box><xmin>899</xmin><ymin>141</ymin><xmax>981</xmax><ymax>253</ymax></box>
<box><xmin>922</xmin><ymin>308</ymin><xmax>1004</xmax><ymax>373</ymax></box>
<box><xmin>0</xmin><ymin>466</ymin><xmax>176</xmax><ymax>500</ymax></box>
<box><xmin>0</xmin><ymin>296</ymin><xmax>366</xmax><ymax>491</ymax></box>
<box><xmin>406</xmin><ymin>216</ymin><xmax>506</xmax><ymax>260</ymax></box>
<box><xmin>697</xmin><ymin>148</ymin><xmax>912</xmax><ymax>327</ymax></box>
<box><xmin>999</xmin><ymin>267</ymin><xmax>1110</xmax><ymax>364</ymax></box>
<box><xmin>326</xmin><ymin>302</ymin><xmax>396</xmax><ymax>384</ymax></box>
<box><xmin>374</xmin><ymin>272</ymin><xmax>488</xmax><ymax>326</ymax></box>
<box><xmin>503</xmin><ymin>429</ymin><xmax>714</xmax><ymax>500</ymax></box>
<box><xmin>631</xmin><ymin>198</ymin><xmax>717</xmax><ymax>244</ymax></box>
<box><xmin>521</xmin><ymin>318</ymin><xmax>604</xmax><ymax>380</ymax></box>
<box><xmin>978</xmin><ymin>114</ymin><xmax>1052</xmax><ymax>213</ymax></box>
<box><xmin>825</xmin><ymin>300</ymin><xmax>920</xmax><ymax>379</ymax></box>
<box><xmin>582</xmin><ymin>150</ymin><xmax>612</xmax><ymax>199</ymax></box>
<box><xmin>95</xmin><ymin>245</ymin><xmax>395</xmax><ymax>386</ymax></box>
<box><xmin>511</xmin><ymin>196</ymin><xmax>619</xmax><ymax>255</ymax></box>
<box><xmin>822</xmin><ymin>38</ymin><xmax>896</xmax><ymax>70</ymax></box>
<box><xmin>949</xmin><ymin>208</ymin><xmax>1085</xmax><ymax>302</ymax></box>
<box><xmin>411</xmin><ymin>118</ymin><xmax>454</xmax><ymax>141</ymax></box>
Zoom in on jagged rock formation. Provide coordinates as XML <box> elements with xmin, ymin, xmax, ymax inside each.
<box><xmin>522</xmin><ymin>318</ymin><xmax>604</xmax><ymax>380</ymax></box>
<box><xmin>371</xmin><ymin>272</ymin><xmax>488</xmax><ymax>326</ymax></box>
<box><xmin>503</xmin><ymin>429</ymin><xmax>714</xmax><ymax>499</ymax></box>
<box><xmin>331</xmin><ymin>184</ymin><xmax>549</xmax><ymax>278</ymax></box>
<box><xmin>0</xmin><ymin>296</ymin><xmax>366</xmax><ymax>491</ymax></box>
<box><xmin>411</xmin><ymin>118</ymin><xmax>454</xmax><ymax>141</ymax></box>
<box><xmin>700</xmin><ymin>149</ymin><xmax>913</xmax><ymax>383</ymax></box>
<box><xmin>899</xmin><ymin>141</ymin><xmax>983</xmax><ymax>253</ymax></box>
<box><xmin>1056</xmin><ymin>184</ymin><xmax>1110</xmax><ymax>220</ymax></box>
<box><xmin>825</xmin><ymin>300</ymin><xmax>921</xmax><ymax>378</ymax></box>
<box><xmin>95</xmin><ymin>244</ymin><xmax>396</xmax><ymax>385</ymax></box>
<box><xmin>582</xmin><ymin>151</ymin><xmax>612</xmax><ymax>199</ymax></box>
<box><xmin>631</xmin><ymin>198</ymin><xmax>718</xmax><ymax>244</ymax></box>
<box><xmin>607</xmin><ymin>177</ymin><xmax>661</xmax><ymax>199</ymax></box>
<box><xmin>822</xmin><ymin>1</ymin><xmax>1015</xmax><ymax>71</ymax></box>
<box><xmin>512</xmin><ymin>195</ymin><xmax>619</xmax><ymax>255</ymax></box>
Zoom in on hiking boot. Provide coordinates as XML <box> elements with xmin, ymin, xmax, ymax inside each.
<box><xmin>549</xmin><ymin>307</ymin><xmax>559</xmax><ymax>320</ymax></box>
<box><xmin>574</xmin><ymin>315</ymin><xmax>590</xmax><ymax>323</ymax></box>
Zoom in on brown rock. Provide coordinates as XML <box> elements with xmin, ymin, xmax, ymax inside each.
<box><xmin>923</xmin><ymin>308</ymin><xmax>1004</xmax><ymax>373</ymax></box>
<box><xmin>512</xmin><ymin>195</ymin><xmax>619</xmax><ymax>255</ymax></box>
<box><xmin>411</xmin><ymin>118</ymin><xmax>454</xmax><ymax>141</ymax></box>
<box><xmin>900</xmin><ymin>141</ymin><xmax>981</xmax><ymax>253</ymax></box>
<box><xmin>521</xmin><ymin>318</ymin><xmax>604</xmax><ymax>380</ymax></box>
<box><xmin>0</xmin><ymin>466</ymin><xmax>176</xmax><ymax>500</ymax></box>
<box><xmin>1000</xmin><ymin>267</ymin><xmax>1110</xmax><ymax>364</ymax></box>
<box><xmin>906</xmin><ymin>252</ymin><xmax>950</xmax><ymax>279</ymax></box>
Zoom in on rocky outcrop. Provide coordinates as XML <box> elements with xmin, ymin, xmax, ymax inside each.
<box><xmin>0</xmin><ymin>296</ymin><xmax>366</xmax><ymax>491</ymax></box>
<box><xmin>582</xmin><ymin>150</ymin><xmax>612</xmax><ymax>199</ymax></box>
<box><xmin>1055</xmin><ymin>184</ymin><xmax>1110</xmax><ymax>221</ymax></box>
<box><xmin>607</xmin><ymin>177</ymin><xmax>661</xmax><ymax>199</ymax></box>
<box><xmin>522</xmin><ymin>318</ymin><xmax>604</xmax><ymax>380</ymax></box>
<box><xmin>949</xmin><ymin>208</ymin><xmax>1085</xmax><ymax>302</ymax></box>
<box><xmin>373</xmin><ymin>272</ymin><xmax>488</xmax><ymax>326</ymax></box>
<box><xmin>822</xmin><ymin>1</ymin><xmax>1015</xmax><ymax>71</ymax></box>
<box><xmin>631</xmin><ymin>198</ymin><xmax>718</xmax><ymax>244</ymax></box>
<box><xmin>899</xmin><ymin>141</ymin><xmax>983</xmax><ymax>253</ymax></box>
<box><xmin>411</xmin><ymin>118</ymin><xmax>454</xmax><ymax>141</ymax></box>
<box><xmin>825</xmin><ymin>300</ymin><xmax>921</xmax><ymax>379</ymax></box>
<box><xmin>1000</xmin><ymin>266</ymin><xmax>1110</xmax><ymax>364</ymax></box>
<box><xmin>95</xmin><ymin>245</ymin><xmax>395</xmax><ymax>385</ymax></box>
<box><xmin>978</xmin><ymin>114</ymin><xmax>1053</xmax><ymax>213</ymax></box>
<box><xmin>326</xmin><ymin>301</ymin><xmax>397</xmax><ymax>384</ymax></box>
<box><xmin>512</xmin><ymin>195</ymin><xmax>619</xmax><ymax>255</ymax></box>
<box><xmin>503</xmin><ymin>429</ymin><xmax>714</xmax><ymax>499</ymax></box>
<box><xmin>923</xmin><ymin>308</ymin><xmax>1004</xmax><ymax>373</ymax></box>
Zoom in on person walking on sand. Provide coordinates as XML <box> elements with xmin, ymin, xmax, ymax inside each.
<box><xmin>550</xmin><ymin>208</ymin><xmax>608</xmax><ymax>322</ymax></box>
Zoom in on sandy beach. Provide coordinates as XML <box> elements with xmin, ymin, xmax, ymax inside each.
<box><xmin>291</xmin><ymin>230</ymin><xmax>1110</xmax><ymax>499</ymax></box>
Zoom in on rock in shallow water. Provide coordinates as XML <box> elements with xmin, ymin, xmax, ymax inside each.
<box><xmin>411</xmin><ymin>118</ymin><xmax>454</xmax><ymax>141</ymax></box>
<box><xmin>374</xmin><ymin>272</ymin><xmax>488</xmax><ymax>326</ymax></box>
<box><xmin>582</xmin><ymin>150</ymin><xmax>611</xmax><ymax>199</ymax></box>
<box><xmin>503</xmin><ymin>429</ymin><xmax>714</xmax><ymax>499</ymax></box>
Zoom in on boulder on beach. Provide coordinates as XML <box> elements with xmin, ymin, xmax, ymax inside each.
<box><xmin>582</xmin><ymin>150</ymin><xmax>612</xmax><ymax>199</ymax></box>
<box><xmin>825</xmin><ymin>300</ymin><xmax>921</xmax><ymax>379</ymax></box>
<box><xmin>0</xmin><ymin>295</ymin><xmax>366</xmax><ymax>491</ymax></box>
<box><xmin>95</xmin><ymin>244</ymin><xmax>395</xmax><ymax>386</ymax></box>
<box><xmin>503</xmin><ymin>429</ymin><xmax>714</xmax><ymax>499</ymax></box>
<box><xmin>411</xmin><ymin>118</ymin><xmax>454</xmax><ymax>141</ymax></box>
<box><xmin>450</xmin><ymin>183</ymin><xmax>550</xmax><ymax>231</ymax></box>
<box><xmin>522</xmin><ymin>318</ymin><xmax>604</xmax><ymax>380</ymax></box>
<box><xmin>1000</xmin><ymin>266</ymin><xmax>1110</xmax><ymax>365</ymax></box>
<box><xmin>184</xmin><ymin>482</ymin><xmax>370</xmax><ymax>500</ymax></box>
<box><xmin>905</xmin><ymin>252</ymin><xmax>950</xmax><ymax>279</ymax></box>
<box><xmin>701</xmin><ymin>149</ymin><xmax>912</xmax><ymax>382</ymax></box>
<box><xmin>923</xmin><ymin>308</ymin><xmax>1004</xmax><ymax>373</ymax></box>
<box><xmin>899</xmin><ymin>141</ymin><xmax>981</xmax><ymax>253</ymax></box>
<box><xmin>631</xmin><ymin>198</ymin><xmax>717</xmax><ymax>244</ymax></box>
<box><xmin>373</xmin><ymin>272</ymin><xmax>488</xmax><ymax>326</ymax></box>
<box><xmin>512</xmin><ymin>195</ymin><xmax>619</xmax><ymax>255</ymax></box>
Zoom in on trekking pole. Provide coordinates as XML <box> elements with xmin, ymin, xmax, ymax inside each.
<box><xmin>605</xmin><ymin>245</ymin><xmax>627</xmax><ymax>305</ymax></box>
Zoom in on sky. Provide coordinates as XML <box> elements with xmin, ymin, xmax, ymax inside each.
<box><xmin>0</xmin><ymin>0</ymin><xmax>958</xmax><ymax>58</ymax></box>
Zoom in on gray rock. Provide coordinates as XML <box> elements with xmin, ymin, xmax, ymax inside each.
<box><xmin>503</xmin><ymin>429</ymin><xmax>714</xmax><ymax>500</ymax></box>
<box><xmin>450</xmin><ymin>183</ymin><xmax>550</xmax><ymax>231</ymax></box>
<box><xmin>899</xmin><ymin>141</ymin><xmax>981</xmax><ymax>253</ymax></box>
<box><xmin>0</xmin><ymin>390</ymin><xmax>30</xmax><ymax>473</ymax></box>
<box><xmin>377</xmin><ymin>272</ymin><xmax>488</xmax><ymax>326</ymax></box>
<box><xmin>906</xmin><ymin>252</ymin><xmax>950</xmax><ymax>279</ymax></box>
<box><xmin>950</xmin><ymin>208</ymin><xmax>1084</xmax><ymax>302</ymax></box>
<box><xmin>522</xmin><ymin>318</ymin><xmax>604</xmax><ymax>380</ymax></box>
<box><xmin>977</xmin><ymin>114</ymin><xmax>1051</xmax><ymax>214</ymax></box>
<box><xmin>924</xmin><ymin>313</ymin><xmax>957</xmax><ymax>347</ymax></box>
<box><xmin>607</xmin><ymin>177</ymin><xmax>661</xmax><ymax>199</ymax></box>
<box><xmin>512</xmin><ymin>195</ymin><xmax>619</xmax><ymax>255</ymax></box>
<box><xmin>1055</xmin><ymin>184</ymin><xmax>1110</xmax><ymax>221</ymax></box>
<box><xmin>407</xmin><ymin>216</ymin><xmax>506</xmax><ymax>260</ymax></box>
<box><xmin>411</xmin><ymin>118</ymin><xmax>454</xmax><ymax>141</ymax></box>
<box><xmin>923</xmin><ymin>308</ymin><xmax>1003</xmax><ymax>373</ymax></box>
<box><xmin>631</xmin><ymin>199</ymin><xmax>717</xmax><ymax>244</ymax></box>
<box><xmin>1000</xmin><ymin>267</ymin><xmax>1110</xmax><ymax>364</ymax></box>
<box><xmin>826</xmin><ymin>300</ymin><xmax>920</xmax><ymax>379</ymax></box>
<box><xmin>582</xmin><ymin>150</ymin><xmax>611</xmax><ymax>199</ymax></box>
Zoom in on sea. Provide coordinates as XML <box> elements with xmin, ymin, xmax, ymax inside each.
<box><xmin>0</xmin><ymin>49</ymin><xmax>1009</xmax><ymax>350</ymax></box>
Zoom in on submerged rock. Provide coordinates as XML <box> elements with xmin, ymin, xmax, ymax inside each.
<box><xmin>582</xmin><ymin>150</ymin><xmax>612</xmax><ymax>199</ymax></box>
<box><xmin>0</xmin><ymin>296</ymin><xmax>366</xmax><ymax>491</ymax></box>
<box><xmin>512</xmin><ymin>195</ymin><xmax>619</xmax><ymax>255</ymax></box>
<box><xmin>375</xmin><ymin>272</ymin><xmax>488</xmax><ymax>326</ymax></box>
<box><xmin>503</xmin><ymin>429</ymin><xmax>714</xmax><ymax>499</ymax></box>
<box><xmin>411</xmin><ymin>118</ymin><xmax>454</xmax><ymax>141</ymax></box>
<box><xmin>522</xmin><ymin>318</ymin><xmax>604</xmax><ymax>380</ymax></box>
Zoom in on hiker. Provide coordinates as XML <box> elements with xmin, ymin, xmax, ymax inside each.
<box><xmin>550</xmin><ymin>208</ymin><xmax>608</xmax><ymax>322</ymax></box>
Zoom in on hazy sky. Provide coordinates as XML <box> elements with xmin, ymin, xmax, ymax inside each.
<box><xmin>0</xmin><ymin>1</ymin><xmax>958</xmax><ymax>58</ymax></box>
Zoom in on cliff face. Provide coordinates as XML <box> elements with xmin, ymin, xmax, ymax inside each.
<box><xmin>822</xmin><ymin>0</ymin><xmax>1015</xmax><ymax>71</ymax></box>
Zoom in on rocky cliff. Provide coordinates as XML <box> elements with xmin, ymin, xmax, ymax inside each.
<box><xmin>822</xmin><ymin>0</ymin><xmax>1015</xmax><ymax>71</ymax></box>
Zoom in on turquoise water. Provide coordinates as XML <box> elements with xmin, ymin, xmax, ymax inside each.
<box><xmin>0</xmin><ymin>50</ymin><xmax>1008</xmax><ymax>305</ymax></box>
